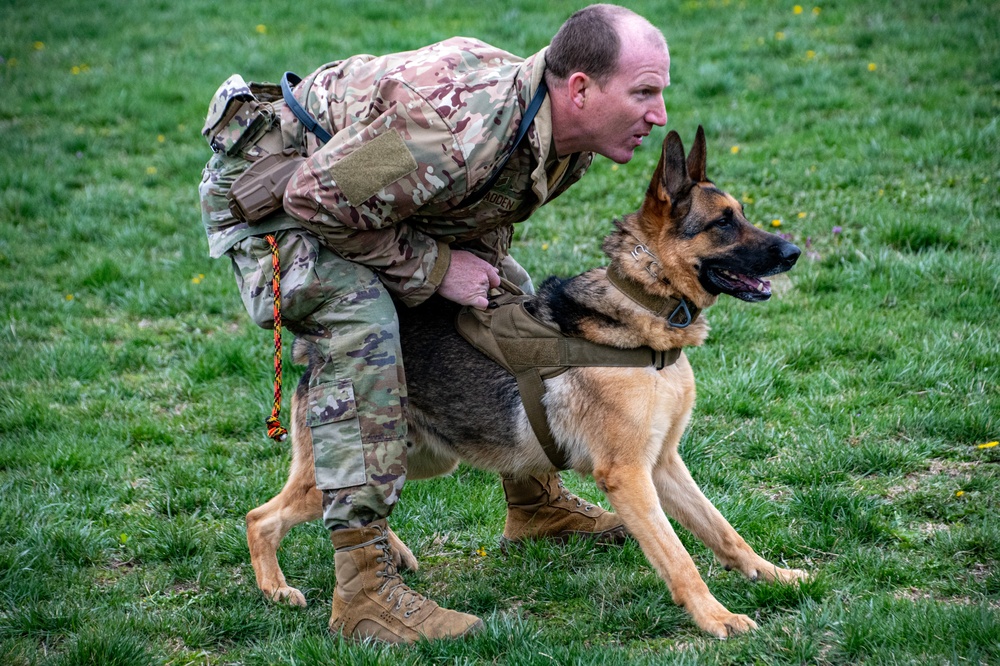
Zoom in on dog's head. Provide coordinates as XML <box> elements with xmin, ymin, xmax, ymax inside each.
<box><xmin>635</xmin><ymin>126</ymin><xmax>800</xmax><ymax>305</ymax></box>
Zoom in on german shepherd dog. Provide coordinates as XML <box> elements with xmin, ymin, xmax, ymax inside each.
<box><xmin>246</xmin><ymin>127</ymin><xmax>807</xmax><ymax>638</ymax></box>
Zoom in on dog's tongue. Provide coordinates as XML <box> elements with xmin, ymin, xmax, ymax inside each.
<box><xmin>723</xmin><ymin>271</ymin><xmax>771</xmax><ymax>296</ymax></box>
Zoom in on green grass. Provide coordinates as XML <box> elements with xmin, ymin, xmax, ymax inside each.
<box><xmin>1</xmin><ymin>0</ymin><xmax>998</xmax><ymax>663</ymax></box>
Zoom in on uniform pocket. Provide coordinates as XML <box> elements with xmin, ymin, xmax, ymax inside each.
<box><xmin>307</xmin><ymin>379</ymin><xmax>367</xmax><ymax>490</ymax></box>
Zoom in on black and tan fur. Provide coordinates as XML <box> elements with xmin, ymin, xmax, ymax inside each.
<box><xmin>246</xmin><ymin>127</ymin><xmax>806</xmax><ymax>638</ymax></box>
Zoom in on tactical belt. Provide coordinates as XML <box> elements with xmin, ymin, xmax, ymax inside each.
<box><xmin>456</xmin><ymin>285</ymin><xmax>681</xmax><ymax>470</ymax></box>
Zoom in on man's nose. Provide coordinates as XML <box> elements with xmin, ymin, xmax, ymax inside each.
<box><xmin>647</xmin><ymin>96</ymin><xmax>667</xmax><ymax>126</ymax></box>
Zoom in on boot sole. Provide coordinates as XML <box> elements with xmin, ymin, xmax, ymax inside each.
<box><xmin>498</xmin><ymin>525</ymin><xmax>631</xmax><ymax>553</ymax></box>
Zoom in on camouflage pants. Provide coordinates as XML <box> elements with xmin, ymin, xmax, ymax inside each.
<box><xmin>228</xmin><ymin>229</ymin><xmax>409</xmax><ymax>530</ymax></box>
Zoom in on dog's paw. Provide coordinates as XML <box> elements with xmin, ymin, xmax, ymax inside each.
<box><xmin>696</xmin><ymin>608</ymin><xmax>758</xmax><ymax>639</ymax></box>
<box><xmin>730</xmin><ymin>557</ymin><xmax>809</xmax><ymax>585</ymax></box>
<box><xmin>770</xmin><ymin>566</ymin><xmax>809</xmax><ymax>585</ymax></box>
<box><xmin>750</xmin><ymin>562</ymin><xmax>809</xmax><ymax>585</ymax></box>
<box><xmin>266</xmin><ymin>585</ymin><xmax>307</xmax><ymax>607</ymax></box>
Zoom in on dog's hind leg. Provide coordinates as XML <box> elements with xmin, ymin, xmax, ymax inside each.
<box><xmin>652</xmin><ymin>452</ymin><xmax>808</xmax><ymax>585</ymax></box>
<box><xmin>594</xmin><ymin>463</ymin><xmax>758</xmax><ymax>638</ymax></box>
<box><xmin>246</xmin><ymin>394</ymin><xmax>324</xmax><ymax>606</ymax></box>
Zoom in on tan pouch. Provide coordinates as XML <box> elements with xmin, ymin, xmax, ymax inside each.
<box><xmin>227</xmin><ymin>151</ymin><xmax>305</xmax><ymax>223</ymax></box>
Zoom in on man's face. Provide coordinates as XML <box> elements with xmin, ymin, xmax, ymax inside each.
<box><xmin>583</xmin><ymin>39</ymin><xmax>670</xmax><ymax>164</ymax></box>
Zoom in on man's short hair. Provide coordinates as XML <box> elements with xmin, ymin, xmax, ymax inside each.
<box><xmin>545</xmin><ymin>4</ymin><xmax>639</xmax><ymax>84</ymax></box>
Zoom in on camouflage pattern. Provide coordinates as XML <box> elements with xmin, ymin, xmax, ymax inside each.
<box><xmin>198</xmin><ymin>38</ymin><xmax>595</xmax><ymax>530</ymax></box>
<box><xmin>202</xmin><ymin>74</ymin><xmax>274</xmax><ymax>157</ymax></box>
<box><xmin>201</xmin><ymin>74</ymin><xmax>253</xmax><ymax>138</ymax></box>
<box><xmin>226</xmin><ymin>229</ymin><xmax>408</xmax><ymax>530</ymax></box>
<box><xmin>282</xmin><ymin>38</ymin><xmax>593</xmax><ymax>307</ymax></box>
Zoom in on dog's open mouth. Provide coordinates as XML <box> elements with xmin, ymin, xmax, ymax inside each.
<box><xmin>709</xmin><ymin>269</ymin><xmax>772</xmax><ymax>302</ymax></box>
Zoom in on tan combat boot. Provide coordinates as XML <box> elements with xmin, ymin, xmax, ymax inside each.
<box><xmin>500</xmin><ymin>473</ymin><xmax>629</xmax><ymax>547</ymax></box>
<box><xmin>329</xmin><ymin>520</ymin><xmax>483</xmax><ymax>644</ymax></box>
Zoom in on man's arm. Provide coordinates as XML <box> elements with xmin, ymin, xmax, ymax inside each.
<box><xmin>283</xmin><ymin>80</ymin><xmax>471</xmax><ymax>307</ymax></box>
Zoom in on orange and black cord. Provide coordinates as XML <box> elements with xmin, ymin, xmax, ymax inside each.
<box><xmin>264</xmin><ymin>234</ymin><xmax>288</xmax><ymax>442</ymax></box>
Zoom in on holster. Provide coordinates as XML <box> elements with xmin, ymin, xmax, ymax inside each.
<box><xmin>227</xmin><ymin>150</ymin><xmax>304</xmax><ymax>224</ymax></box>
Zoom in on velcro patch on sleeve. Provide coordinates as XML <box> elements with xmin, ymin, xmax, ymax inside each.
<box><xmin>330</xmin><ymin>129</ymin><xmax>418</xmax><ymax>207</ymax></box>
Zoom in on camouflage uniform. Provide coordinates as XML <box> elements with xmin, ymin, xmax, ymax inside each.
<box><xmin>199</xmin><ymin>37</ymin><xmax>593</xmax><ymax>530</ymax></box>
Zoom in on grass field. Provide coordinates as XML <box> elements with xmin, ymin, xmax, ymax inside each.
<box><xmin>1</xmin><ymin>0</ymin><xmax>998</xmax><ymax>663</ymax></box>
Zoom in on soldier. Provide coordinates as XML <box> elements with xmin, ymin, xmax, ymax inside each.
<box><xmin>199</xmin><ymin>4</ymin><xmax>670</xmax><ymax>644</ymax></box>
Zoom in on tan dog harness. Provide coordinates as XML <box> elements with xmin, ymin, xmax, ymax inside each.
<box><xmin>456</xmin><ymin>281</ymin><xmax>684</xmax><ymax>469</ymax></box>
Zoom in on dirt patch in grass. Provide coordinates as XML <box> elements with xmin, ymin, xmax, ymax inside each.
<box><xmin>885</xmin><ymin>459</ymin><xmax>979</xmax><ymax>499</ymax></box>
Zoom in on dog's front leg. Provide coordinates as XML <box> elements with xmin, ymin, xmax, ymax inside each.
<box><xmin>594</xmin><ymin>463</ymin><xmax>757</xmax><ymax>638</ymax></box>
<box><xmin>652</xmin><ymin>453</ymin><xmax>808</xmax><ymax>585</ymax></box>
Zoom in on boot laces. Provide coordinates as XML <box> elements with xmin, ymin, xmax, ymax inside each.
<box><xmin>371</xmin><ymin>527</ymin><xmax>426</xmax><ymax>614</ymax></box>
<box><xmin>557</xmin><ymin>479</ymin><xmax>595</xmax><ymax>512</ymax></box>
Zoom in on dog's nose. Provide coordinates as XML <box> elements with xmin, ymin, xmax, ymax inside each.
<box><xmin>777</xmin><ymin>241</ymin><xmax>801</xmax><ymax>266</ymax></box>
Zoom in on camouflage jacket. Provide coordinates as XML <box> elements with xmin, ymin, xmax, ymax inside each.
<box><xmin>281</xmin><ymin>38</ymin><xmax>593</xmax><ymax>306</ymax></box>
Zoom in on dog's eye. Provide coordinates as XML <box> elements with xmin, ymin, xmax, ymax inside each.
<box><xmin>714</xmin><ymin>217</ymin><xmax>732</xmax><ymax>229</ymax></box>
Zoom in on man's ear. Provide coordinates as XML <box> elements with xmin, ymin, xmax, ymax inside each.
<box><xmin>566</xmin><ymin>72</ymin><xmax>591</xmax><ymax>109</ymax></box>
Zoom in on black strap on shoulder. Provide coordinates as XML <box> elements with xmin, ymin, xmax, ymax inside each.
<box><xmin>458</xmin><ymin>79</ymin><xmax>548</xmax><ymax>208</ymax></box>
<box><xmin>281</xmin><ymin>71</ymin><xmax>333</xmax><ymax>145</ymax></box>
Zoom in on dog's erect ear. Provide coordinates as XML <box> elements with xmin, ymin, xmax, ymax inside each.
<box><xmin>652</xmin><ymin>130</ymin><xmax>691</xmax><ymax>203</ymax></box>
<box><xmin>687</xmin><ymin>125</ymin><xmax>708</xmax><ymax>183</ymax></box>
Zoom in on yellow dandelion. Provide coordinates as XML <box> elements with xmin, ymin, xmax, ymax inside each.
<box><xmin>798</xmin><ymin>212</ymin><xmax>807</xmax><ymax>218</ymax></box>
<box><xmin>771</xmin><ymin>219</ymin><xmax>782</xmax><ymax>228</ymax></box>
<box><xmin>192</xmin><ymin>276</ymin><xmax>202</xmax><ymax>285</ymax></box>
<box><xmin>955</xmin><ymin>490</ymin><xmax>965</xmax><ymax>497</ymax></box>
<box><xmin>157</xmin><ymin>134</ymin><xmax>165</xmax><ymax>143</ymax></box>
<box><xmin>475</xmin><ymin>547</ymin><xmax>486</xmax><ymax>557</ymax></box>
<box><xmin>7</xmin><ymin>58</ymin><xmax>17</xmax><ymax>67</ymax></box>
<box><xmin>65</xmin><ymin>294</ymin><xmax>74</xmax><ymax>301</ymax></box>
<box><xmin>33</xmin><ymin>41</ymin><xmax>45</xmax><ymax>50</ymax></box>
<box><xmin>794</xmin><ymin>5</ymin><xmax>803</xmax><ymax>14</ymax></box>
<box><xmin>611</xmin><ymin>164</ymin><xmax>619</xmax><ymax>171</ymax></box>
<box><xmin>731</xmin><ymin>145</ymin><xmax>740</xmax><ymax>154</ymax></box>
<box><xmin>146</xmin><ymin>166</ymin><xmax>157</xmax><ymax>175</ymax></box>
<box><xmin>256</xmin><ymin>24</ymin><xmax>267</xmax><ymax>34</ymax></box>
<box><xmin>71</xmin><ymin>65</ymin><xmax>81</xmax><ymax>75</ymax></box>
<box><xmin>806</xmin><ymin>50</ymin><xmax>816</xmax><ymax>59</ymax></box>
<box><xmin>541</xmin><ymin>242</ymin><xmax>550</xmax><ymax>251</ymax></box>
<box><xmin>878</xmin><ymin>188</ymin><xmax>885</xmax><ymax>196</ymax></box>
<box><xmin>775</xmin><ymin>31</ymin><xmax>786</xmax><ymax>40</ymax></box>
<box><xmin>868</xmin><ymin>62</ymin><xmax>877</xmax><ymax>71</ymax></box>
<box><xmin>813</xmin><ymin>6</ymin><xmax>821</xmax><ymax>15</ymax></box>
<box><xmin>978</xmin><ymin>441</ymin><xmax>998</xmax><ymax>449</ymax></box>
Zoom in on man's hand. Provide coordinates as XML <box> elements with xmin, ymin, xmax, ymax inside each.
<box><xmin>438</xmin><ymin>250</ymin><xmax>501</xmax><ymax>310</ymax></box>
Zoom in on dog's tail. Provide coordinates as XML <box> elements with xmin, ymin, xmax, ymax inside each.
<box><xmin>291</xmin><ymin>337</ymin><xmax>312</xmax><ymax>367</ymax></box>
